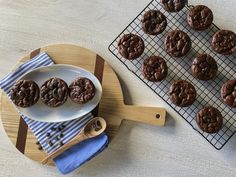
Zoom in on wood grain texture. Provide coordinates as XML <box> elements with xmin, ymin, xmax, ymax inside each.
<box><xmin>15</xmin><ymin>47</ymin><xmax>41</xmax><ymax>154</ymax></box>
<box><xmin>0</xmin><ymin>44</ymin><xmax>165</xmax><ymax>165</ymax></box>
<box><xmin>15</xmin><ymin>117</ymin><xmax>28</xmax><ymax>153</ymax></box>
<box><xmin>92</xmin><ymin>54</ymin><xmax>105</xmax><ymax>116</ymax></box>
<box><xmin>0</xmin><ymin>0</ymin><xmax>236</xmax><ymax>177</ymax></box>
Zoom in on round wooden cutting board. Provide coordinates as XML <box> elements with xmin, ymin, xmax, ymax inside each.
<box><xmin>0</xmin><ymin>44</ymin><xmax>166</xmax><ymax>165</ymax></box>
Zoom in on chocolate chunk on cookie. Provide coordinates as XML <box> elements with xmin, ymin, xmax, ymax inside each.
<box><xmin>10</xmin><ymin>80</ymin><xmax>39</xmax><ymax>107</ymax></box>
<box><xmin>187</xmin><ymin>5</ymin><xmax>213</xmax><ymax>30</ymax></box>
<box><xmin>40</xmin><ymin>78</ymin><xmax>68</xmax><ymax>107</ymax></box>
<box><xmin>143</xmin><ymin>56</ymin><xmax>168</xmax><ymax>82</ymax></box>
<box><xmin>118</xmin><ymin>33</ymin><xmax>145</xmax><ymax>60</ymax></box>
<box><xmin>161</xmin><ymin>0</ymin><xmax>187</xmax><ymax>12</ymax></box>
<box><xmin>191</xmin><ymin>54</ymin><xmax>218</xmax><ymax>80</ymax></box>
<box><xmin>221</xmin><ymin>79</ymin><xmax>236</xmax><ymax>108</ymax></box>
<box><xmin>197</xmin><ymin>106</ymin><xmax>223</xmax><ymax>133</ymax></box>
<box><xmin>165</xmin><ymin>30</ymin><xmax>191</xmax><ymax>57</ymax></box>
<box><xmin>141</xmin><ymin>10</ymin><xmax>167</xmax><ymax>35</ymax></box>
<box><xmin>69</xmin><ymin>77</ymin><xmax>95</xmax><ymax>104</ymax></box>
<box><xmin>211</xmin><ymin>30</ymin><xmax>236</xmax><ymax>55</ymax></box>
<box><xmin>169</xmin><ymin>80</ymin><xmax>196</xmax><ymax>107</ymax></box>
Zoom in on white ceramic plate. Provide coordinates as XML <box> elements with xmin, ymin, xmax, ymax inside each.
<box><xmin>16</xmin><ymin>64</ymin><xmax>102</xmax><ymax>122</ymax></box>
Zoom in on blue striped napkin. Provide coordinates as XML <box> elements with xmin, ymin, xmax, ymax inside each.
<box><xmin>0</xmin><ymin>52</ymin><xmax>108</xmax><ymax>174</ymax></box>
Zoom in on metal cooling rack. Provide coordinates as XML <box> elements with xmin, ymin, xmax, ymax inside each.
<box><xmin>108</xmin><ymin>0</ymin><xmax>236</xmax><ymax>150</ymax></box>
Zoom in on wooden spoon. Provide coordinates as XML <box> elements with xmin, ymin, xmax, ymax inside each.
<box><xmin>41</xmin><ymin>117</ymin><xmax>106</xmax><ymax>165</ymax></box>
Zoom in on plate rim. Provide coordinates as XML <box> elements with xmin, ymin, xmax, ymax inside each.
<box><xmin>15</xmin><ymin>64</ymin><xmax>102</xmax><ymax>122</ymax></box>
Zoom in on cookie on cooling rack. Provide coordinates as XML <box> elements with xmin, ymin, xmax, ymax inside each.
<box><xmin>197</xmin><ymin>106</ymin><xmax>223</xmax><ymax>133</ymax></box>
<box><xmin>118</xmin><ymin>33</ymin><xmax>145</xmax><ymax>60</ymax></box>
<box><xmin>143</xmin><ymin>56</ymin><xmax>168</xmax><ymax>82</ymax></box>
<box><xmin>169</xmin><ymin>80</ymin><xmax>196</xmax><ymax>107</ymax></box>
<box><xmin>191</xmin><ymin>54</ymin><xmax>218</xmax><ymax>81</ymax></box>
<box><xmin>141</xmin><ymin>10</ymin><xmax>167</xmax><ymax>35</ymax></box>
<box><xmin>10</xmin><ymin>80</ymin><xmax>39</xmax><ymax>108</ymax></box>
<box><xmin>40</xmin><ymin>77</ymin><xmax>69</xmax><ymax>107</ymax></box>
<box><xmin>187</xmin><ymin>5</ymin><xmax>213</xmax><ymax>30</ymax></box>
<box><xmin>165</xmin><ymin>30</ymin><xmax>191</xmax><ymax>57</ymax></box>
<box><xmin>211</xmin><ymin>30</ymin><xmax>236</xmax><ymax>55</ymax></box>
<box><xmin>69</xmin><ymin>77</ymin><xmax>95</xmax><ymax>104</ymax></box>
<box><xmin>221</xmin><ymin>79</ymin><xmax>236</xmax><ymax>108</ymax></box>
<box><xmin>161</xmin><ymin>0</ymin><xmax>187</xmax><ymax>13</ymax></box>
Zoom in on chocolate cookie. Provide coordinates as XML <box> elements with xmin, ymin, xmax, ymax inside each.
<box><xmin>197</xmin><ymin>106</ymin><xmax>223</xmax><ymax>133</ymax></box>
<box><xmin>187</xmin><ymin>5</ymin><xmax>213</xmax><ymax>30</ymax></box>
<box><xmin>69</xmin><ymin>77</ymin><xmax>95</xmax><ymax>104</ymax></box>
<box><xmin>141</xmin><ymin>10</ymin><xmax>167</xmax><ymax>35</ymax></box>
<box><xmin>221</xmin><ymin>79</ymin><xmax>236</xmax><ymax>108</ymax></box>
<box><xmin>169</xmin><ymin>80</ymin><xmax>196</xmax><ymax>107</ymax></box>
<box><xmin>143</xmin><ymin>56</ymin><xmax>168</xmax><ymax>82</ymax></box>
<box><xmin>40</xmin><ymin>78</ymin><xmax>68</xmax><ymax>107</ymax></box>
<box><xmin>211</xmin><ymin>30</ymin><xmax>236</xmax><ymax>55</ymax></box>
<box><xmin>10</xmin><ymin>80</ymin><xmax>39</xmax><ymax>108</ymax></box>
<box><xmin>191</xmin><ymin>54</ymin><xmax>218</xmax><ymax>80</ymax></box>
<box><xmin>161</xmin><ymin>0</ymin><xmax>187</xmax><ymax>12</ymax></box>
<box><xmin>165</xmin><ymin>30</ymin><xmax>191</xmax><ymax>57</ymax></box>
<box><xmin>118</xmin><ymin>33</ymin><xmax>145</xmax><ymax>60</ymax></box>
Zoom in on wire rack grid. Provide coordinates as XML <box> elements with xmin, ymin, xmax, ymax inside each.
<box><xmin>108</xmin><ymin>0</ymin><xmax>236</xmax><ymax>150</ymax></box>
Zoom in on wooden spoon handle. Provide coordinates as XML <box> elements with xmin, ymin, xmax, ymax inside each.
<box><xmin>41</xmin><ymin>134</ymin><xmax>87</xmax><ymax>165</ymax></box>
<box><xmin>122</xmin><ymin>105</ymin><xmax>166</xmax><ymax>126</ymax></box>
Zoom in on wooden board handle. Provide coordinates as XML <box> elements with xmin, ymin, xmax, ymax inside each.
<box><xmin>122</xmin><ymin>105</ymin><xmax>166</xmax><ymax>126</ymax></box>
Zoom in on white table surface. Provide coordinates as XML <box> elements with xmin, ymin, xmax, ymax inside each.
<box><xmin>0</xmin><ymin>0</ymin><xmax>235</xmax><ymax>176</ymax></box>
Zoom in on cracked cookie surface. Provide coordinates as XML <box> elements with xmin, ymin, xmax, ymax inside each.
<box><xmin>191</xmin><ymin>54</ymin><xmax>218</xmax><ymax>80</ymax></box>
<box><xmin>161</xmin><ymin>0</ymin><xmax>187</xmax><ymax>12</ymax></box>
<box><xmin>221</xmin><ymin>79</ymin><xmax>236</xmax><ymax>108</ymax></box>
<box><xmin>11</xmin><ymin>80</ymin><xmax>39</xmax><ymax>107</ymax></box>
<box><xmin>143</xmin><ymin>56</ymin><xmax>168</xmax><ymax>82</ymax></box>
<box><xmin>165</xmin><ymin>30</ymin><xmax>191</xmax><ymax>57</ymax></box>
<box><xmin>40</xmin><ymin>77</ymin><xmax>68</xmax><ymax>107</ymax></box>
<box><xmin>187</xmin><ymin>5</ymin><xmax>213</xmax><ymax>30</ymax></box>
<box><xmin>197</xmin><ymin>106</ymin><xmax>223</xmax><ymax>133</ymax></box>
<box><xmin>211</xmin><ymin>30</ymin><xmax>236</xmax><ymax>55</ymax></box>
<box><xmin>69</xmin><ymin>77</ymin><xmax>95</xmax><ymax>104</ymax></box>
<box><xmin>118</xmin><ymin>33</ymin><xmax>144</xmax><ymax>60</ymax></box>
<box><xmin>141</xmin><ymin>10</ymin><xmax>167</xmax><ymax>35</ymax></box>
<box><xmin>169</xmin><ymin>80</ymin><xmax>196</xmax><ymax>107</ymax></box>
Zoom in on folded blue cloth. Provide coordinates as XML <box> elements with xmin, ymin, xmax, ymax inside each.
<box><xmin>0</xmin><ymin>52</ymin><xmax>108</xmax><ymax>174</ymax></box>
<box><xmin>54</xmin><ymin>133</ymin><xmax>108</xmax><ymax>174</ymax></box>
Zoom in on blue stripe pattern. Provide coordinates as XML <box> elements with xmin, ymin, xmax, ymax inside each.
<box><xmin>0</xmin><ymin>52</ymin><xmax>93</xmax><ymax>154</ymax></box>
